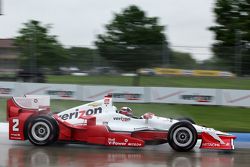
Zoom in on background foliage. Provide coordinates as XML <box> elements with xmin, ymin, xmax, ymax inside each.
<box><xmin>210</xmin><ymin>0</ymin><xmax>250</xmax><ymax>75</ymax></box>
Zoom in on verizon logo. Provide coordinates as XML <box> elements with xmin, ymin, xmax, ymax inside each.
<box><xmin>113</xmin><ymin>117</ymin><xmax>130</xmax><ymax>122</ymax></box>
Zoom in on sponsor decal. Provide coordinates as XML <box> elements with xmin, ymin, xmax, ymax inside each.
<box><xmin>181</xmin><ymin>95</ymin><xmax>213</xmax><ymax>102</ymax></box>
<box><xmin>112</xmin><ymin>93</ymin><xmax>142</xmax><ymax>100</ymax></box>
<box><xmin>14</xmin><ymin>98</ymin><xmax>32</xmax><ymax>108</ymax></box>
<box><xmin>202</xmin><ymin>143</ymin><xmax>221</xmax><ymax>147</ymax></box>
<box><xmin>87</xmin><ymin>102</ymin><xmax>102</xmax><ymax>107</ymax></box>
<box><xmin>107</xmin><ymin>138</ymin><xmax>142</xmax><ymax>147</ymax></box>
<box><xmin>0</xmin><ymin>88</ymin><xmax>12</xmax><ymax>94</ymax></box>
<box><xmin>11</xmin><ymin>133</ymin><xmax>21</xmax><ymax>137</ymax></box>
<box><xmin>108</xmin><ymin>138</ymin><xmax>126</xmax><ymax>146</ymax></box>
<box><xmin>34</xmin><ymin>99</ymin><xmax>38</xmax><ymax>103</ymax></box>
<box><xmin>59</xmin><ymin>107</ymin><xmax>102</xmax><ymax>120</ymax></box>
<box><xmin>113</xmin><ymin>117</ymin><xmax>130</xmax><ymax>122</ymax></box>
<box><xmin>103</xmin><ymin>121</ymin><xmax>108</xmax><ymax>125</ymax></box>
<box><xmin>47</xmin><ymin>90</ymin><xmax>74</xmax><ymax>98</ymax></box>
<box><xmin>127</xmin><ymin>143</ymin><xmax>142</xmax><ymax>147</ymax></box>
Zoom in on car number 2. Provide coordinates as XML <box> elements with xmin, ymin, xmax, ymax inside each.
<box><xmin>12</xmin><ymin>119</ymin><xmax>19</xmax><ymax>132</ymax></box>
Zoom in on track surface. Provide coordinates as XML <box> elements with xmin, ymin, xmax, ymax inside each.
<box><xmin>1</xmin><ymin>123</ymin><xmax>250</xmax><ymax>167</ymax></box>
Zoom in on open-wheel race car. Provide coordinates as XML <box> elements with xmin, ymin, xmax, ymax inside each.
<box><xmin>7</xmin><ymin>95</ymin><xmax>236</xmax><ymax>152</ymax></box>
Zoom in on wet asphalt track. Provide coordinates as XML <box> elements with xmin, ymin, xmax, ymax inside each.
<box><xmin>1</xmin><ymin>124</ymin><xmax>250</xmax><ymax>167</ymax></box>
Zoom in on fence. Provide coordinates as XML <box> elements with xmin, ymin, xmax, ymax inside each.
<box><xmin>0</xmin><ymin>81</ymin><xmax>250</xmax><ymax>107</ymax></box>
<box><xmin>1</xmin><ymin>43</ymin><xmax>250</xmax><ymax>80</ymax></box>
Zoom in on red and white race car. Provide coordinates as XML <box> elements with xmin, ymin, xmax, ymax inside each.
<box><xmin>7</xmin><ymin>95</ymin><xmax>236</xmax><ymax>152</ymax></box>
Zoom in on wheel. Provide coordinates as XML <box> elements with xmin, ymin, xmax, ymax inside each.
<box><xmin>27</xmin><ymin>115</ymin><xmax>59</xmax><ymax>146</ymax></box>
<box><xmin>168</xmin><ymin>121</ymin><xmax>197</xmax><ymax>152</ymax></box>
<box><xmin>177</xmin><ymin>117</ymin><xmax>196</xmax><ymax>124</ymax></box>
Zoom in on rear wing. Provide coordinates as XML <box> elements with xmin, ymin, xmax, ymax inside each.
<box><xmin>7</xmin><ymin>95</ymin><xmax>50</xmax><ymax>121</ymax></box>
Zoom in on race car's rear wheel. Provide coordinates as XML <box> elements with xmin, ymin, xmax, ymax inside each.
<box><xmin>168</xmin><ymin>121</ymin><xmax>197</xmax><ymax>152</ymax></box>
<box><xmin>27</xmin><ymin>115</ymin><xmax>59</xmax><ymax>146</ymax></box>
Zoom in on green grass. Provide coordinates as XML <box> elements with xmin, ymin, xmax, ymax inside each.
<box><xmin>0</xmin><ymin>98</ymin><xmax>6</xmax><ymax>121</ymax></box>
<box><xmin>1</xmin><ymin>98</ymin><xmax>250</xmax><ymax>132</ymax></box>
<box><xmin>47</xmin><ymin>75</ymin><xmax>250</xmax><ymax>89</ymax></box>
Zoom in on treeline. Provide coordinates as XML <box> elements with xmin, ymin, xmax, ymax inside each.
<box><xmin>14</xmin><ymin>3</ymin><xmax>250</xmax><ymax>75</ymax></box>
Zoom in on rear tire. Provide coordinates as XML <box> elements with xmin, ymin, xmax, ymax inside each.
<box><xmin>27</xmin><ymin>115</ymin><xmax>59</xmax><ymax>146</ymax></box>
<box><xmin>168</xmin><ymin>121</ymin><xmax>197</xmax><ymax>152</ymax></box>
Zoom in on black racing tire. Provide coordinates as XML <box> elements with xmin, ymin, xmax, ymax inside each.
<box><xmin>168</xmin><ymin>121</ymin><xmax>197</xmax><ymax>152</ymax></box>
<box><xmin>177</xmin><ymin>117</ymin><xmax>196</xmax><ymax>124</ymax></box>
<box><xmin>27</xmin><ymin>115</ymin><xmax>59</xmax><ymax>146</ymax></box>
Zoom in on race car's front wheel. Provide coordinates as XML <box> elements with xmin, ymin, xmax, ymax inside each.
<box><xmin>177</xmin><ymin>117</ymin><xmax>196</xmax><ymax>124</ymax></box>
<box><xmin>27</xmin><ymin>115</ymin><xmax>59</xmax><ymax>146</ymax></box>
<box><xmin>168</xmin><ymin>121</ymin><xmax>197</xmax><ymax>152</ymax></box>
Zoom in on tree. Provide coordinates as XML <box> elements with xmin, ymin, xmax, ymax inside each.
<box><xmin>170</xmin><ymin>51</ymin><xmax>197</xmax><ymax>69</ymax></box>
<box><xmin>66</xmin><ymin>47</ymin><xmax>107</xmax><ymax>70</ymax></box>
<box><xmin>15</xmin><ymin>20</ymin><xmax>67</xmax><ymax>71</ymax></box>
<box><xmin>210</xmin><ymin>0</ymin><xmax>250</xmax><ymax>75</ymax></box>
<box><xmin>95</xmin><ymin>5</ymin><xmax>168</xmax><ymax>72</ymax></box>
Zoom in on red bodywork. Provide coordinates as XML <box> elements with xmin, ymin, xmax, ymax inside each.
<box><xmin>53</xmin><ymin>114</ymin><xmax>146</xmax><ymax>147</ymax></box>
<box><xmin>7</xmin><ymin>98</ymin><xmax>167</xmax><ymax>147</ymax></box>
<box><xmin>7</xmin><ymin>98</ymin><xmax>50</xmax><ymax>141</ymax></box>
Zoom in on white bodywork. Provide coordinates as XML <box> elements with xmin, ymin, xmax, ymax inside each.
<box><xmin>13</xmin><ymin>95</ymin><xmax>50</xmax><ymax>110</ymax></box>
<box><xmin>56</xmin><ymin>96</ymin><xmax>230</xmax><ymax>142</ymax></box>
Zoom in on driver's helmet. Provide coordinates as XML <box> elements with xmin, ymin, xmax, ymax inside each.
<box><xmin>119</xmin><ymin>107</ymin><xmax>133</xmax><ymax>117</ymax></box>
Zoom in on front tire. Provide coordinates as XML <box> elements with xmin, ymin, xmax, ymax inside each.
<box><xmin>168</xmin><ymin>121</ymin><xmax>197</xmax><ymax>152</ymax></box>
<box><xmin>177</xmin><ymin>117</ymin><xmax>196</xmax><ymax>124</ymax></box>
<box><xmin>27</xmin><ymin>115</ymin><xmax>59</xmax><ymax>146</ymax></box>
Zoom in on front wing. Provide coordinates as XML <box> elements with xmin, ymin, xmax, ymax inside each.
<box><xmin>199</xmin><ymin>132</ymin><xmax>235</xmax><ymax>150</ymax></box>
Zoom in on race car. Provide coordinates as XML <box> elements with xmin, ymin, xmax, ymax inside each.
<box><xmin>6</xmin><ymin>94</ymin><xmax>236</xmax><ymax>152</ymax></box>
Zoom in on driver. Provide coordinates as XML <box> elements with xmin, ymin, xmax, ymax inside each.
<box><xmin>119</xmin><ymin>107</ymin><xmax>133</xmax><ymax>117</ymax></box>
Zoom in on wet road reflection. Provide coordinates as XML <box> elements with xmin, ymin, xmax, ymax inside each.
<box><xmin>2</xmin><ymin>144</ymin><xmax>245</xmax><ymax>167</ymax></box>
<box><xmin>0</xmin><ymin>131</ymin><xmax>249</xmax><ymax>167</ymax></box>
